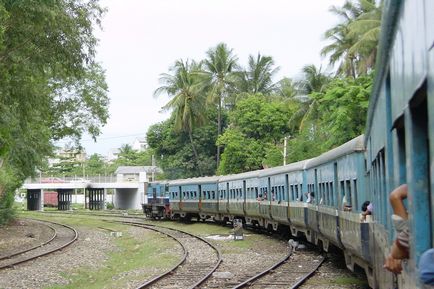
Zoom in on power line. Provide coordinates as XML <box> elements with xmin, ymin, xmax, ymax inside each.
<box><xmin>55</xmin><ymin>132</ymin><xmax>147</xmax><ymax>143</ymax></box>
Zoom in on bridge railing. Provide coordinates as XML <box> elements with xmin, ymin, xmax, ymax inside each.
<box><xmin>24</xmin><ymin>175</ymin><xmax>122</xmax><ymax>184</ymax></box>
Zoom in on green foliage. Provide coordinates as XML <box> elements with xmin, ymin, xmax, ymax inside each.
<box><xmin>312</xmin><ymin>74</ymin><xmax>372</xmax><ymax>148</ymax></box>
<box><xmin>217</xmin><ymin>129</ymin><xmax>265</xmax><ymax>174</ymax></box>
<box><xmin>146</xmin><ymin>115</ymin><xmax>218</xmax><ymax>179</ymax></box>
<box><xmin>217</xmin><ymin>94</ymin><xmax>292</xmax><ymax>174</ymax></box>
<box><xmin>0</xmin><ymin>0</ymin><xmax>108</xmax><ymax>223</ymax></box>
<box><xmin>230</xmin><ymin>94</ymin><xmax>291</xmax><ymax>143</ymax></box>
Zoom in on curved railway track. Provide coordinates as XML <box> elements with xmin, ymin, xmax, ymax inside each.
<box><xmin>235</xmin><ymin>247</ymin><xmax>325</xmax><ymax>289</ymax></box>
<box><xmin>107</xmin><ymin>220</ymin><xmax>222</xmax><ymax>289</ymax></box>
<box><xmin>0</xmin><ymin>219</ymin><xmax>78</xmax><ymax>270</ymax></box>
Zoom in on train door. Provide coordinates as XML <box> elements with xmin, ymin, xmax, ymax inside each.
<box><xmin>179</xmin><ymin>186</ymin><xmax>183</xmax><ymax>210</ymax></box>
<box><xmin>285</xmin><ymin>174</ymin><xmax>290</xmax><ymax>221</ymax></box>
<box><xmin>198</xmin><ymin>184</ymin><xmax>202</xmax><ymax>211</ymax></box>
<box><xmin>406</xmin><ymin>86</ymin><xmax>431</xmax><ymax>260</ymax></box>
<box><xmin>243</xmin><ymin>180</ymin><xmax>246</xmax><ymax>214</ymax></box>
<box><xmin>226</xmin><ymin>182</ymin><xmax>230</xmax><ymax>213</ymax></box>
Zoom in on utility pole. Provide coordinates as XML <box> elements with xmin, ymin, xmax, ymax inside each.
<box><xmin>283</xmin><ymin>135</ymin><xmax>291</xmax><ymax>166</ymax></box>
<box><xmin>151</xmin><ymin>154</ymin><xmax>155</xmax><ymax>182</ymax></box>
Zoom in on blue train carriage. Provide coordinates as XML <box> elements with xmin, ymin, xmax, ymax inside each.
<box><xmin>258</xmin><ymin>161</ymin><xmax>306</xmax><ymax>232</ymax></box>
<box><xmin>216</xmin><ymin>172</ymin><xmax>252</xmax><ymax>224</ymax></box>
<box><xmin>197</xmin><ymin>176</ymin><xmax>220</xmax><ymax>221</ymax></box>
<box><xmin>217</xmin><ymin>171</ymin><xmax>260</xmax><ymax>225</ymax></box>
<box><xmin>168</xmin><ymin>176</ymin><xmax>218</xmax><ymax>221</ymax></box>
<box><xmin>365</xmin><ymin>1</ymin><xmax>434</xmax><ymax>288</ymax></box>
<box><xmin>143</xmin><ymin>181</ymin><xmax>170</xmax><ymax>219</ymax></box>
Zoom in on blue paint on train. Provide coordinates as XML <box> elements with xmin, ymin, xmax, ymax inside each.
<box><xmin>143</xmin><ymin>1</ymin><xmax>433</xmax><ymax>287</ymax></box>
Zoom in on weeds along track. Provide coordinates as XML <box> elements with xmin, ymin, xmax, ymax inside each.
<box><xmin>0</xmin><ymin>219</ymin><xmax>78</xmax><ymax>270</ymax></box>
<box><xmin>108</xmin><ymin>220</ymin><xmax>222</xmax><ymax>289</ymax></box>
<box><xmin>232</xmin><ymin>246</ymin><xmax>324</xmax><ymax>289</ymax></box>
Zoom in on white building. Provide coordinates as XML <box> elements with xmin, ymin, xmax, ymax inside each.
<box><xmin>131</xmin><ymin>137</ymin><xmax>147</xmax><ymax>151</ymax></box>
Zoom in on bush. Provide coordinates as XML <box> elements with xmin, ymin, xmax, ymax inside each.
<box><xmin>0</xmin><ymin>191</ymin><xmax>16</xmax><ymax>225</ymax></box>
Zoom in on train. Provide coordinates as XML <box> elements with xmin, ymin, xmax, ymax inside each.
<box><xmin>144</xmin><ymin>1</ymin><xmax>434</xmax><ymax>288</ymax></box>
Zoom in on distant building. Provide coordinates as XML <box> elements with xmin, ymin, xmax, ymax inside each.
<box><xmin>115</xmin><ymin>166</ymin><xmax>162</xmax><ymax>182</ymax></box>
<box><xmin>107</xmin><ymin>148</ymin><xmax>120</xmax><ymax>163</ymax></box>
<box><xmin>48</xmin><ymin>147</ymin><xmax>87</xmax><ymax>167</ymax></box>
<box><xmin>131</xmin><ymin>137</ymin><xmax>147</xmax><ymax>151</ymax></box>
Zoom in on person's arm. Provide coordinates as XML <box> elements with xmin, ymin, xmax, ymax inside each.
<box><xmin>389</xmin><ymin>184</ymin><xmax>408</xmax><ymax>219</ymax></box>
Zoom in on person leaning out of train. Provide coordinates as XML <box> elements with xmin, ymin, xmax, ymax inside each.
<box><xmin>360</xmin><ymin>201</ymin><xmax>373</xmax><ymax>222</ymax></box>
<box><xmin>342</xmin><ymin>195</ymin><xmax>352</xmax><ymax>211</ymax></box>
<box><xmin>384</xmin><ymin>184</ymin><xmax>409</xmax><ymax>274</ymax></box>
<box><xmin>305</xmin><ymin>192</ymin><xmax>314</xmax><ymax>204</ymax></box>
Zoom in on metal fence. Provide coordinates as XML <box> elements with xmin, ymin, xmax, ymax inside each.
<box><xmin>24</xmin><ymin>175</ymin><xmax>120</xmax><ymax>184</ymax></box>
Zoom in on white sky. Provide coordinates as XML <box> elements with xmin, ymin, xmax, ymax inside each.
<box><xmin>77</xmin><ymin>0</ymin><xmax>345</xmax><ymax>156</ymax></box>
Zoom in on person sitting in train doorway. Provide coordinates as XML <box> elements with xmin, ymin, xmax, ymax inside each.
<box><xmin>384</xmin><ymin>184</ymin><xmax>409</xmax><ymax>274</ymax></box>
<box><xmin>360</xmin><ymin>201</ymin><xmax>373</xmax><ymax>222</ymax></box>
<box><xmin>305</xmin><ymin>192</ymin><xmax>314</xmax><ymax>204</ymax></box>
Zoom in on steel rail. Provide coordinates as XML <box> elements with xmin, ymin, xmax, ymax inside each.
<box><xmin>0</xmin><ymin>219</ymin><xmax>78</xmax><ymax>270</ymax></box>
<box><xmin>289</xmin><ymin>255</ymin><xmax>325</xmax><ymax>289</ymax></box>
<box><xmin>102</xmin><ymin>220</ymin><xmax>188</xmax><ymax>289</ymax></box>
<box><xmin>232</xmin><ymin>246</ymin><xmax>293</xmax><ymax>289</ymax></box>
<box><xmin>0</xmin><ymin>220</ymin><xmax>57</xmax><ymax>261</ymax></box>
<box><xmin>107</xmin><ymin>220</ymin><xmax>222</xmax><ymax>289</ymax></box>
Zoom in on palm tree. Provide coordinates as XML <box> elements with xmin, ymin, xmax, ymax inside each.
<box><xmin>322</xmin><ymin>0</ymin><xmax>381</xmax><ymax>77</ymax></box>
<box><xmin>154</xmin><ymin>59</ymin><xmax>206</xmax><ymax>175</ymax></box>
<box><xmin>290</xmin><ymin>64</ymin><xmax>331</xmax><ymax>131</ymax></box>
<box><xmin>235</xmin><ymin>53</ymin><xmax>279</xmax><ymax>94</ymax></box>
<box><xmin>201</xmin><ymin>43</ymin><xmax>238</xmax><ymax>167</ymax></box>
<box><xmin>347</xmin><ymin>0</ymin><xmax>382</xmax><ymax>74</ymax></box>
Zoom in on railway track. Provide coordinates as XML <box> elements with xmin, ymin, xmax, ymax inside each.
<box><xmin>237</xmin><ymin>248</ymin><xmax>324</xmax><ymax>289</ymax></box>
<box><xmin>0</xmin><ymin>219</ymin><xmax>78</xmax><ymax>270</ymax></box>
<box><xmin>108</xmin><ymin>220</ymin><xmax>222</xmax><ymax>289</ymax></box>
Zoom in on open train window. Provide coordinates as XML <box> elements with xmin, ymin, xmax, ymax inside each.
<box><xmin>353</xmin><ymin>179</ymin><xmax>358</xmax><ymax>211</ymax></box>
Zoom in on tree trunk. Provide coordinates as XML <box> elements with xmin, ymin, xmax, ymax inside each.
<box><xmin>189</xmin><ymin>130</ymin><xmax>203</xmax><ymax>176</ymax></box>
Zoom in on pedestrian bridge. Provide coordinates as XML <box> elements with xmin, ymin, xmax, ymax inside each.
<box><xmin>22</xmin><ymin>177</ymin><xmax>147</xmax><ymax>211</ymax></box>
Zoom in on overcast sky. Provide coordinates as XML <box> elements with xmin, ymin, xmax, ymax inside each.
<box><xmin>76</xmin><ymin>0</ymin><xmax>345</xmax><ymax>156</ymax></box>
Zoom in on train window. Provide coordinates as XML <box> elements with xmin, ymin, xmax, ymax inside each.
<box><xmin>340</xmin><ymin>181</ymin><xmax>345</xmax><ymax>208</ymax></box>
<box><xmin>289</xmin><ymin>185</ymin><xmax>294</xmax><ymax>201</ymax></box>
<box><xmin>346</xmin><ymin>180</ymin><xmax>352</xmax><ymax>207</ymax></box>
<box><xmin>299</xmin><ymin>184</ymin><xmax>303</xmax><ymax>201</ymax></box>
<box><xmin>330</xmin><ymin>182</ymin><xmax>334</xmax><ymax>206</ymax></box>
<box><xmin>353</xmin><ymin>179</ymin><xmax>358</xmax><ymax>211</ymax></box>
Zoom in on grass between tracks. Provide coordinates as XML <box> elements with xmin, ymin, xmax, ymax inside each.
<box><xmin>20</xmin><ymin>211</ymin><xmax>179</xmax><ymax>289</ymax></box>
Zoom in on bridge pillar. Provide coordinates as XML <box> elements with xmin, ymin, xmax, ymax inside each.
<box><xmin>57</xmin><ymin>189</ymin><xmax>73</xmax><ymax>211</ymax></box>
<box><xmin>87</xmin><ymin>188</ymin><xmax>104</xmax><ymax>210</ymax></box>
<box><xmin>27</xmin><ymin>189</ymin><xmax>43</xmax><ymax>211</ymax></box>
<box><xmin>103</xmin><ymin>188</ymin><xmax>107</xmax><ymax>210</ymax></box>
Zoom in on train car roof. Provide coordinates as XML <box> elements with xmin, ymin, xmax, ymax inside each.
<box><xmin>304</xmin><ymin>135</ymin><xmax>365</xmax><ymax>169</ymax></box>
<box><xmin>147</xmin><ymin>180</ymin><xmax>168</xmax><ymax>185</ymax></box>
<box><xmin>218</xmin><ymin>169</ymin><xmax>262</xmax><ymax>182</ymax></box>
<box><xmin>167</xmin><ymin>175</ymin><xmax>219</xmax><ymax>186</ymax></box>
<box><xmin>258</xmin><ymin>160</ymin><xmax>308</xmax><ymax>177</ymax></box>
<box><xmin>365</xmin><ymin>1</ymin><xmax>402</xmax><ymax>143</ymax></box>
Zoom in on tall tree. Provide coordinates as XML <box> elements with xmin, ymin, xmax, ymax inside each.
<box><xmin>155</xmin><ymin>60</ymin><xmax>206</xmax><ymax>175</ymax></box>
<box><xmin>290</xmin><ymin>65</ymin><xmax>331</xmax><ymax>132</ymax></box>
<box><xmin>0</xmin><ymin>0</ymin><xmax>109</xmax><ymax>216</ymax></box>
<box><xmin>235</xmin><ymin>53</ymin><xmax>279</xmax><ymax>95</ymax></box>
<box><xmin>202</xmin><ymin>43</ymin><xmax>238</xmax><ymax>168</ymax></box>
<box><xmin>322</xmin><ymin>0</ymin><xmax>381</xmax><ymax>77</ymax></box>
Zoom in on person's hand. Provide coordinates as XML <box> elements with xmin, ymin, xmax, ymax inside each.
<box><xmin>384</xmin><ymin>254</ymin><xmax>403</xmax><ymax>273</ymax></box>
